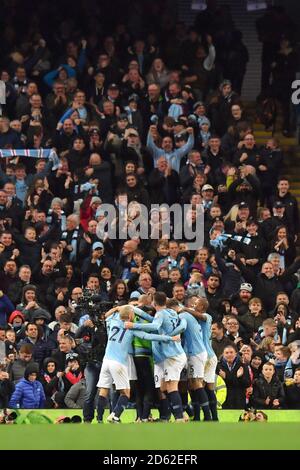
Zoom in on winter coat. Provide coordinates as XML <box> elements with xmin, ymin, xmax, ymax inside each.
<box><xmin>0</xmin><ymin>378</ymin><xmax>14</xmax><ymax>408</ymax></box>
<box><xmin>284</xmin><ymin>384</ymin><xmax>300</xmax><ymax>409</ymax></box>
<box><xmin>270</xmin><ymin>192</ymin><xmax>300</xmax><ymax>235</ymax></box>
<box><xmin>212</xmin><ymin>336</ymin><xmax>235</xmax><ymax>360</ymax></box>
<box><xmin>18</xmin><ymin>338</ymin><xmax>52</xmax><ymax>368</ymax></box>
<box><xmin>217</xmin><ymin>356</ymin><xmax>251</xmax><ymax>409</ymax></box>
<box><xmin>236</xmin><ymin>258</ymin><xmax>300</xmax><ymax>313</ymax></box>
<box><xmin>9</xmin><ymin>378</ymin><xmax>45</xmax><ymax>408</ymax></box>
<box><xmin>239</xmin><ymin>312</ymin><xmax>267</xmax><ymax>336</ymax></box>
<box><xmin>251</xmin><ymin>375</ymin><xmax>285</xmax><ymax>409</ymax></box>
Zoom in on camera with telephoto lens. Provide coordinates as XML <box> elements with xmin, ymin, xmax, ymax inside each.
<box><xmin>74</xmin><ymin>289</ymin><xmax>113</xmax><ymax>323</ymax></box>
<box><xmin>74</xmin><ymin>290</ymin><xmax>112</xmax><ymax>363</ymax></box>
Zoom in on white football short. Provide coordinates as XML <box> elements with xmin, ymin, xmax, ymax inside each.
<box><xmin>204</xmin><ymin>355</ymin><xmax>218</xmax><ymax>384</ymax></box>
<box><xmin>97</xmin><ymin>359</ymin><xmax>130</xmax><ymax>390</ymax></box>
<box><xmin>164</xmin><ymin>353</ymin><xmax>187</xmax><ymax>382</ymax></box>
<box><xmin>187</xmin><ymin>351</ymin><xmax>208</xmax><ymax>379</ymax></box>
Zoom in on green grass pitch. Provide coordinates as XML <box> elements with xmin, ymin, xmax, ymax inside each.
<box><xmin>1</xmin><ymin>422</ymin><xmax>300</xmax><ymax>450</ymax></box>
<box><xmin>0</xmin><ymin>410</ymin><xmax>300</xmax><ymax>450</ymax></box>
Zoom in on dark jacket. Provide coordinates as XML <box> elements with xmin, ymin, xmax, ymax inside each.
<box><xmin>270</xmin><ymin>191</ymin><xmax>300</xmax><ymax>235</ymax></box>
<box><xmin>251</xmin><ymin>374</ymin><xmax>285</xmax><ymax>409</ymax></box>
<box><xmin>0</xmin><ymin>378</ymin><xmax>14</xmax><ymax>408</ymax></box>
<box><xmin>18</xmin><ymin>338</ymin><xmax>52</xmax><ymax>368</ymax></box>
<box><xmin>238</xmin><ymin>312</ymin><xmax>267</xmax><ymax>336</ymax></box>
<box><xmin>217</xmin><ymin>355</ymin><xmax>251</xmax><ymax>409</ymax></box>
<box><xmin>212</xmin><ymin>336</ymin><xmax>234</xmax><ymax>360</ymax></box>
<box><xmin>8</xmin><ymin>358</ymin><xmax>33</xmax><ymax>384</ymax></box>
<box><xmin>284</xmin><ymin>384</ymin><xmax>300</xmax><ymax>409</ymax></box>
<box><xmin>148</xmin><ymin>168</ymin><xmax>180</xmax><ymax>205</ymax></box>
<box><xmin>236</xmin><ymin>257</ymin><xmax>300</xmax><ymax>313</ymax></box>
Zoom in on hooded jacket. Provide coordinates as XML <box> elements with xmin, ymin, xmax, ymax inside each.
<box><xmin>40</xmin><ymin>357</ymin><xmax>60</xmax><ymax>404</ymax></box>
<box><xmin>8</xmin><ymin>310</ymin><xmax>25</xmax><ymax>325</ymax></box>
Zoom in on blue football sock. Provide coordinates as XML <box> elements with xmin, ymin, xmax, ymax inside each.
<box><xmin>196</xmin><ymin>388</ymin><xmax>212</xmax><ymax>421</ymax></box>
<box><xmin>97</xmin><ymin>395</ymin><xmax>107</xmax><ymax>422</ymax></box>
<box><xmin>206</xmin><ymin>388</ymin><xmax>218</xmax><ymax>421</ymax></box>
<box><xmin>168</xmin><ymin>391</ymin><xmax>183</xmax><ymax>420</ymax></box>
<box><xmin>113</xmin><ymin>395</ymin><xmax>129</xmax><ymax>418</ymax></box>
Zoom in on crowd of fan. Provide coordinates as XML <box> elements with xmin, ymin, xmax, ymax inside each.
<box><xmin>0</xmin><ymin>0</ymin><xmax>300</xmax><ymax>413</ymax></box>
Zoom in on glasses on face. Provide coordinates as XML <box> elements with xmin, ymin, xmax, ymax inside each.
<box><xmin>228</xmin><ymin>322</ymin><xmax>238</xmax><ymax>326</ymax></box>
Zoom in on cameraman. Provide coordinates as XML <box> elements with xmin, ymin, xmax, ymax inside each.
<box><xmin>75</xmin><ymin>302</ymin><xmax>109</xmax><ymax>423</ymax></box>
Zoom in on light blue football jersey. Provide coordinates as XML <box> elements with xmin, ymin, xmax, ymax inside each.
<box><xmin>179</xmin><ymin>311</ymin><xmax>206</xmax><ymax>356</ymax></box>
<box><xmin>104</xmin><ymin>318</ymin><xmax>173</xmax><ymax>365</ymax></box>
<box><xmin>132</xmin><ymin>307</ymin><xmax>186</xmax><ymax>363</ymax></box>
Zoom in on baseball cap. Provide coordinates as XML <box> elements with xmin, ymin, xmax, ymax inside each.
<box><xmin>118</xmin><ymin>113</ymin><xmax>128</xmax><ymax>121</ymax></box>
<box><xmin>202</xmin><ymin>184</ymin><xmax>214</xmax><ymax>192</ymax></box>
<box><xmin>127</xmin><ymin>128</ymin><xmax>139</xmax><ymax>137</ymax></box>
<box><xmin>199</xmin><ymin>116</ymin><xmax>210</xmax><ymax>127</ymax></box>
<box><xmin>193</xmin><ymin>101</ymin><xmax>204</xmax><ymax>111</ymax></box>
<box><xmin>128</xmin><ymin>93</ymin><xmax>139</xmax><ymax>102</ymax></box>
<box><xmin>273</xmin><ymin>201</ymin><xmax>285</xmax><ymax>209</ymax></box>
<box><xmin>108</xmin><ymin>83</ymin><xmax>119</xmax><ymax>90</ymax></box>
<box><xmin>240</xmin><ymin>283</ymin><xmax>253</xmax><ymax>293</ymax></box>
<box><xmin>66</xmin><ymin>352</ymin><xmax>79</xmax><ymax>362</ymax></box>
<box><xmin>238</xmin><ymin>202</ymin><xmax>249</xmax><ymax>210</ymax></box>
<box><xmin>221</xmin><ymin>79</ymin><xmax>232</xmax><ymax>88</ymax></box>
<box><xmin>89</xmin><ymin>128</ymin><xmax>100</xmax><ymax>135</ymax></box>
<box><xmin>174</xmin><ymin>132</ymin><xmax>187</xmax><ymax>142</ymax></box>
<box><xmin>92</xmin><ymin>241</ymin><xmax>104</xmax><ymax>250</ymax></box>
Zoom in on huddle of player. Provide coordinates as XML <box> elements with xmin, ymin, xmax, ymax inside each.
<box><xmin>97</xmin><ymin>292</ymin><xmax>218</xmax><ymax>423</ymax></box>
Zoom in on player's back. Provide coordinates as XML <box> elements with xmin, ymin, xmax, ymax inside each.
<box><xmin>179</xmin><ymin>311</ymin><xmax>205</xmax><ymax>356</ymax></box>
<box><xmin>157</xmin><ymin>308</ymin><xmax>180</xmax><ymax>335</ymax></box>
<box><xmin>104</xmin><ymin>318</ymin><xmax>134</xmax><ymax>365</ymax></box>
<box><xmin>153</xmin><ymin>308</ymin><xmax>184</xmax><ymax>360</ymax></box>
<box><xmin>106</xmin><ymin>313</ymin><xmax>134</xmax><ymax>355</ymax></box>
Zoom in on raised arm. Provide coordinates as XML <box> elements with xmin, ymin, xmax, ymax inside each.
<box><xmin>181</xmin><ymin>307</ymin><xmax>206</xmax><ymax>321</ymax></box>
<box><xmin>175</xmin><ymin>129</ymin><xmax>194</xmax><ymax>159</ymax></box>
<box><xmin>125</xmin><ymin>312</ymin><xmax>163</xmax><ymax>332</ymax></box>
<box><xmin>133</xmin><ymin>306</ymin><xmax>154</xmax><ymax>323</ymax></box>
